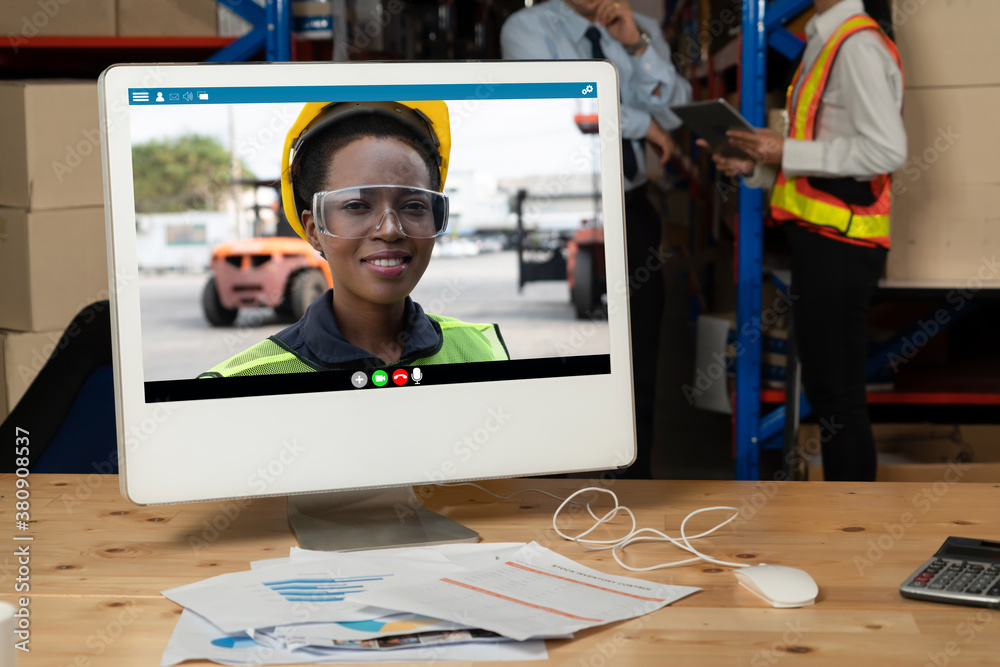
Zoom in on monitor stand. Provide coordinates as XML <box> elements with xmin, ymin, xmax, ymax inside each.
<box><xmin>287</xmin><ymin>486</ymin><xmax>481</xmax><ymax>552</ymax></box>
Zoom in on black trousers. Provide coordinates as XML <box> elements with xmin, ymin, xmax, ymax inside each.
<box><xmin>785</xmin><ymin>225</ymin><xmax>887</xmax><ymax>482</ymax></box>
<box><xmin>621</xmin><ymin>189</ymin><xmax>665</xmax><ymax>479</ymax></box>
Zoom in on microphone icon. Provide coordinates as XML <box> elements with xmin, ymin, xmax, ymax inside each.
<box><xmin>412</xmin><ymin>368</ymin><xmax>423</xmax><ymax>384</ymax></box>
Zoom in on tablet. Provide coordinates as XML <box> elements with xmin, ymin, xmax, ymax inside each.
<box><xmin>671</xmin><ymin>98</ymin><xmax>758</xmax><ymax>159</ymax></box>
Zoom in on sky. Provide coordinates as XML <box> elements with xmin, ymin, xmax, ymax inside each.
<box><xmin>129</xmin><ymin>97</ymin><xmax>602</xmax><ymax>186</ymax></box>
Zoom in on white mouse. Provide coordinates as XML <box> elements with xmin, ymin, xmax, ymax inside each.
<box><xmin>734</xmin><ymin>564</ymin><xmax>819</xmax><ymax>608</ymax></box>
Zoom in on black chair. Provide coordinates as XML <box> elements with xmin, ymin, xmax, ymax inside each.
<box><xmin>2</xmin><ymin>301</ymin><xmax>117</xmax><ymax>474</ymax></box>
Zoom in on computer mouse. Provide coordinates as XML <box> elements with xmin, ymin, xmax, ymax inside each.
<box><xmin>734</xmin><ymin>563</ymin><xmax>819</xmax><ymax>608</ymax></box>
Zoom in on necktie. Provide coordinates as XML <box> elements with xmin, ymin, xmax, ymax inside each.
<box><xmin>584</xmin><ymin>26</ymin><xmax>639</xmax><ymax>181</ymax></box>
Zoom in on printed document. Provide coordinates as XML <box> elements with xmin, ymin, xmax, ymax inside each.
<box><xmin>351</xmin><ymin>542</ymin><xmax>700</xmax><ymax>641</ymax></box>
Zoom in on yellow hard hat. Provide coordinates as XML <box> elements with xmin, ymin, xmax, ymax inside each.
<box><xmin>281</xmin><ymin>100</ymin><xmax>451</xmax><ymax>240</ymax></box>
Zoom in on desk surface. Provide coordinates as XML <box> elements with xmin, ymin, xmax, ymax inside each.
<box><xmin>3</xmin><ymin>475</ymin><xmax>1000</xmax><ymax>666</ymax></box>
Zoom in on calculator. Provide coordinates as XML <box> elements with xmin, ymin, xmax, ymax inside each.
<box><xmin>899</xmin><ymin>537</ymin><xmax>1000</xmax><ymax>607</ymax></box>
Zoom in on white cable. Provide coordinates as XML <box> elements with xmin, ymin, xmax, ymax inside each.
<box><xmin>434</xmin><ymin>481</ymin><xmax>575</xmax><ymax>504</ymax></box>
<box><xmin>436</xmin><ymin>483</ymin><xmax>750</xmax><ymax>572</ymax></box>
<box><xmin>551</xmin><ymin>487</ymin><xmax>750</xmax><ymax>571</ymax></box>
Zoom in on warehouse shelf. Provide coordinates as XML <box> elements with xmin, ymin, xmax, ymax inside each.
<box><xmin>692</xmin><ymin>35</ymin><xmax>741</xmax><ymax>80</ymax></box>
<box><xmin>728</xmin><ymin>0</ymin><xmax>807</xmax><ymax>480</ymax></box>
<box><xmin>712</xmin><ymin>0</ymin><xmax>1000</xmax><ymax>479</ymax></box>
<box><xmin>762</xmin><ymin>339</ymin><xmax>1000</xmax><ymax>408</ymax></box>
<box><xmin>2</xmin><ymin>36</ymin><xmax>235</xmax><ymax>49</ymax></box>
<box><xmin>662</xmin><ymin>0</ymin><xmax>795</xmax><ymax>479</ymax></box>
<box><xmin>0</xmin><ymin>0</ymin><xmax>288</xmax><ymax>75</ymax></box>
<box><xmin>761</xmin><ymin>295</ymin><xmax>1000</xmax><ymax>471</ymax></box>
<box><xmin>762</xmin><ymin>391</ymin><xmax>1000</xmax><ymax>407</ymax></box>
<box><xmin>0</xmin><ymin>36</ymin><xmax>239</xmax><ymax>74</ymax></box>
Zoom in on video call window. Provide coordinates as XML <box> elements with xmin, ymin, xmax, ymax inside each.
<box><xmin>129</xmin><ymin>84</ymin><xmax>612</xmax><ymax>404</ymax></box>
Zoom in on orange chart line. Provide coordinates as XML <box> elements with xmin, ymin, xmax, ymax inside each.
<box><xmin>439</xmin><ymin>578</ymin><xmax>603</xmax><ymax>622</ymax></box>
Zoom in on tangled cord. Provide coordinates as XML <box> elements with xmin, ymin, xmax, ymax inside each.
<box><xmin>550</xmin><ymin>487</ymin><xmax>750</xmax><ymax>571</ymax></box>
<box><xmin>438</xmin><ymin>483</ymin><xmax>749</xmax><ymax>572</ymax></box>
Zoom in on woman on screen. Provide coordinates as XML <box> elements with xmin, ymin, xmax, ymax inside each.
<box><xmin>198</xmin><ymin>101</ymin><xmax>508</xmax><ymax>378</ymax></box>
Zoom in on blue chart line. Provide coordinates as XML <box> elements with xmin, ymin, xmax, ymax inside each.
<box><xmin>262</xmin><ymin>575</ymin><xmax>391</xmax><ymax>603</ymax></box>
<box><xmin>270</xmin><ymin>586</ymin><xmax>366</xmax><ymax>591</ymax></box>
<box><xmin>212</xmin><ymin>636</ymin><xmax>260</xmax><ymax>649</ymax></box>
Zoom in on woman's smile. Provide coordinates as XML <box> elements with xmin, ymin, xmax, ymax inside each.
<box><xmin>305</xmin><ymin>136</ymin><xmax>436</xmax><ymax>309</ymax></box>
<box><xmin>362</xmin><ymin>250</ymin><xmax>412</xmax><ymax>277</ymax></box>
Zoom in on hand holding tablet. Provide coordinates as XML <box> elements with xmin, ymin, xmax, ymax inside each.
<box><xmin>670</xmin><ymin>99</ymin><xmax>758</xmax><ymax>158</ymax></box>
<box><xmin>671</xmin><ymin>98</ymin><xmax>785</xmax><ymax>176</ymax></box>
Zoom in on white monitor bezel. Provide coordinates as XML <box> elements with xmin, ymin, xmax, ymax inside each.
<box><xmin>99</xmin><ymin>60</ymin><xmax>634</xmax><ymax>505</ymax></box>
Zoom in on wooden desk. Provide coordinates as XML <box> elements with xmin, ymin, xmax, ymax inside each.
<box><xmin>3</xmin><ymin>475</ymin><xmax>1000</xmax><ymax>666</ymax></box>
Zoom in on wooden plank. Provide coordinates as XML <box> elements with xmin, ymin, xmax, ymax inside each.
<box><xmin>2</xmin><ymin>475</ymin><xmax>999</xmax><ymax>666</ymax></box>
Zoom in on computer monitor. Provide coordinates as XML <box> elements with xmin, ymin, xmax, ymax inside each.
<box><xmin>99</xmin><ymin>60</ymin><xmax>634</xmax><ymax>550</ymax></box>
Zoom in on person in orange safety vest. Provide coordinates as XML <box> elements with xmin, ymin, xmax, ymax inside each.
<box><xmin>706</xmin><ymin>0</ymin><xmax>905</xmax><ymax>481</ymax></box>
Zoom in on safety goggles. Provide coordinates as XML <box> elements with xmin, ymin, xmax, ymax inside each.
<box><xmin>311</xmin><ymin>185</ymin><xmax>449</xmax><ymax>240</ymax></box>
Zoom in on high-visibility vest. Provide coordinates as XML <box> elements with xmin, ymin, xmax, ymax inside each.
<box><xmin>770</xmin><ymin>15</ymin><xmax>903</xmax><ymax>248</ymax></box>
<box><xmin>198</xmin><ymin>314</ymin><xmax>509</xmax><ymax>378</ymax></box>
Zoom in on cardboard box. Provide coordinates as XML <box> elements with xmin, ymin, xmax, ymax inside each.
<box><xmin>888</xmin><ymin>86</ymin><xmax>1000</xmax><ymax>282</ymax></box>
<box><xmin>871</xmin><ymin>463</ymin><xmax>1000</xmax><ymax>483</ymax></box>
<box><xmin>804</xmin><ymin>423</ymin><xmax>1000</xmax><ymax>482</ymax></box>
<box><xmin>0</xmin><ymin>0</ymin><xmax>115</xmax><ymax>38</ymax></box>
<box><xmin>705</xmin><ymin>0</ymin><xmax>741</xmax><ymax>55</ymax></box>
<box><xmin>0</xmin><ymin>328</ymin><xmax>63</xmax><ymax>422</ymax></box>
<box><xmin>0</xmin><ymin>81</ymin><xmax>104</xmax><ymax>211</ymax></box>
<box><xmin>117</xmin><ymin>0</ymin><xmax>217</xmax><ymax>36</ymax></box>
<box><xmin>692</xmin><ymin>313</ymin><xmax>733</xmax><ymax>414</ymax></box>
<box><xmin>784</xmin><ymin>7</ymin><xmax>813</xmax><ymax>36</ymax></box>
<box><xmin>692</xmin><ymin>307</ymin><xmax>790</xmax><ymax>414</ymax></box>
<box><xmin>894</xmin><ymin>0</ymin><xmax>1000</xmax><ymax>88</ymax></box>
<box><xmin>767</xmin><ymin>108</ymin><xmax>787</xmax><ymax>135</ymax></box>
<box><xmin>809</xmin><ymin>461</ymin><xmax>1000</xmax><ymax>483</ymax></box>
<box><xmin>0</xmin><ymin>206</ymin><xmax>109</xmax><ymax>332</ymax></box>
<box><xmin>894</xmin><ymin>86</ymin><xmax>999</xmax><ymax>187</ymax></box>
<box><xmin>888</xmin><ymin>182</ymin><xmax>1000</xmax><ymax>283</ymax></box>
<box><xmin>293</xmin><ymin>0</ymin><xmax>333</xmax><ymax>37</ymax></box>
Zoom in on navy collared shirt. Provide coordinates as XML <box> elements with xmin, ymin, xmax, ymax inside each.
<box><xmin>271</xmin><ymin>290</ymin><xmax>443</xmax><ymax>370</ymax></box>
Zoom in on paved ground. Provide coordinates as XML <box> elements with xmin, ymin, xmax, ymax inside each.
<box><xmin>139</xmin><ymin>250</ymin><xmax>609</xmax><ymax>381</ymax></box>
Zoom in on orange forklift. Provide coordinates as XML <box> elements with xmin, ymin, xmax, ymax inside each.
<box><xmin>202</xmin><ymin>188</ymin><xmax>332</xmax><ymax>326</ymax></box>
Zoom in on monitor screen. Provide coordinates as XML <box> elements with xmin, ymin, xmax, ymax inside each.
<box><xmin>100</xmin><ymin>61</ymin><xmax>634</xmax><ymax>520</ymax></box>
<box><xmin>132</xmin><ymin>92</ymin><xmax>609</xmax><ymax>400</ymax></box>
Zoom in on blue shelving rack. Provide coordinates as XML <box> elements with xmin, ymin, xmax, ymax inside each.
<box><xmin>209</xmin><ymin>0</ymin><xmax>292</xmax><ymax>63</ymax></box>
<box><xmin>734</xmin><ymin>0</ymin><xmax>812</xmax><ymax>479</ymax></box>
<box><xmin>214</xmin><ymin>0</ymin><xmax>828</xmax><ymax>479</ymax></box>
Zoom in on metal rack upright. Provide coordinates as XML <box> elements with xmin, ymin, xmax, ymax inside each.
<box><xmin>734</xmin><ymin>0</ymin><xmax>812</xmax><ymax>479</ymax></box>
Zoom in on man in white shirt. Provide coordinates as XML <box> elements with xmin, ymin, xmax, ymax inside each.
<box><xmin>502</xmin><ymin>1</ymin><xmax>692</xmax><ymax>479</ymax></box>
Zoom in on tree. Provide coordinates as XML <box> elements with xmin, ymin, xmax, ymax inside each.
<box><xmin>131</xmin><ymin>134</ymin><xmax>256</xmax><ymax>213</ymax></box>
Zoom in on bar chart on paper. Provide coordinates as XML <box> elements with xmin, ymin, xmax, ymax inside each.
<box><xmin>263</xmin><ymin>575</ymin><xmax>391</xmax><ymax>602</ymax></box>
<box><xmin>162</xmin><ymin>564</ymin><xmax>403</xmax><ymax>633</ymax></box>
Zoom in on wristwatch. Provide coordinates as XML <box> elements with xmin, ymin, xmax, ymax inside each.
<box><xmin>625</xmin><ymin>30</ymin><xmax>651</xmax><ymax>56</ymax></box>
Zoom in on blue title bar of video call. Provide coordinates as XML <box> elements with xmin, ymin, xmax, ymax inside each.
<box><xmin>128</xmin><ymin>83</ymin><xmax>599</xmax><ymax>105</ymax></box>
